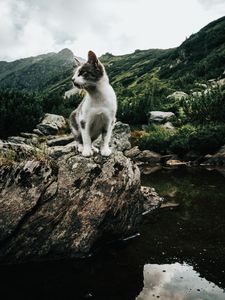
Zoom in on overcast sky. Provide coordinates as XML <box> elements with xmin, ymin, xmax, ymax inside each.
<box><xmin>0</xmin><ymin>0</ymin><xmax>225</xmax><ymax>61</ymax></box>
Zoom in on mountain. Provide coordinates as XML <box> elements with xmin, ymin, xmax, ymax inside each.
<box><xmin>101</xmin><ymin>16</ymin><xmax>225</xmax><ymax>91</ymax></box>
<box><xmin>0</xmin><ymin>48</ymin><xmax>75</xmax><ymax>94</ymax></box>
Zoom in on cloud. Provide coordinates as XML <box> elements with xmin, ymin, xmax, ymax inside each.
<box><xmin>198</xmin><ymin>0</ymin><xmax>225</xmax><ymax>9</ymax></box>
<box><xmin>0</xmin><ymin>0</ymin><xmax>225</xmax><ymax>61</ymax></box>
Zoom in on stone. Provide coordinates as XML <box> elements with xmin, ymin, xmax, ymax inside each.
<box><xmin>93</xmin><ymin>121</ymin><xmax>131</xmax><ymax>152</ymax></box>
<box><xmin>134</xmin><ymin>150</ymin><xmax>161</xmax><ymax>164</ymax></box>
<box><xmin>47</xmin><ymin>134</ymin><xmax>74</xmax><ymax>147</ymax></box>
<box><xmin>124</xmin><ymin>146</ymin><xmax>141</xmax><ymax>158</ymax></box>
<box><xmin>48</xmin><ymin>141</ymin><xmax>78</xmax><ymax>159</ymax></box>
<box><xmin>0</xmin><ymin>142</ymin><xmax>43</xmax><ymax>162</ymax></box>
<box><xmin>0</xmin><ymin>152</ymin><xmax>144</xmax><ymax>263</ymax></box>
<box><xmin>149</xmin><ymin>111</ymin><xmax>175</xmax><ymax>123</ymax></box>
<box><xmin>7</xmin><ymin>136</ymin><xmax>27</xmax><ymax>144</ymax></box>
<box><xmin>36</xmin><ymin>114</ymin><xmax>67</xmax><ymax>135</ymax></box>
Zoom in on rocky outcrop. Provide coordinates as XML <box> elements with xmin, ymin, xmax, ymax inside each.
<box><xmin>0</xmin><ymin>116</ymin><xmax>162</xmax><ymax>264</ymax></box>
<box><xmin>0</xmin><ymin>151</ymin><xmax>144</xmax><ymax>263</ymax></box>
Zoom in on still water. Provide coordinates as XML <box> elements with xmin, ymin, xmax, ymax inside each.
<box><xmin>1</xmin><ymin>167</ymin><xmax>225</xmax><ymax>299</ymax></box>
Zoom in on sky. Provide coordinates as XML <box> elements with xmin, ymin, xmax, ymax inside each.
<box><xmin>0</xmin><ymin>0</ymin><xmax>225</xmax><ymax>61</ymax></box>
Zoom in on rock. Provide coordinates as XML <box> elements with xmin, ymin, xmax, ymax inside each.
<box><xmin>149</xmin><ymin>111</ymin><xmax>175</xmax><ymax>123</ymax></box>
<box><xmin>7</xmin><ymin>136</ymin><xmax>27</xmax><ymax>144</ymax></box>
<box><xmin>134</xmin><ymin>150</ymin><xmax>161</xmax><ymax>164</ymax></box>
<box><xmin>124</xmin><ymin>146</ymin><xmax>141</xmax><ymax>158</ymax></box>
<box><xmin>48</xmin><ymin>141</ymin><xmax>78</xmax><ymax>159</ymax></box>
<box><xmin>47</xmin><ymin>134</ymin><xmax>74</xmax><ymax>147</ymax></box>
<box><xmin>162</xmin><ymin>122</ymin><xmax>175</xmax><ymax>130</ymax></box>
<box><xmin>20</xmin><ymin>132</ymin><xmax>39</xmax><ymax>139</ymax></box>
<box><xmin>0</xmin><ymin>142</ymin><xmax>43</xmax><ymax>162</ymax></box>
<box><xmin>93</xmin><ymin>121</ymin><xmax>131</xmax><ymax>152</ymax></box>
<box><xmin>36</xmin><ymin>114</ymin><xmax>67</xmax><ymax>135</ymax></box>
<box><xmin>33</xmin><ymin>128</ymin><xmax>45</xmax><ymax>136</ymax></box>
<box><xmin>167</xmin><ymin>91</ymin><xmax>188</xmax><ymax>100</ymax></box>
<box><xmin>0</xmin><ymin>151</ymin><xmax>144</xmax><ymax>263</ymax></box>
<box><xmin>203</xmin><ymin>145</ymin><xmax>225</xmax><ymax>166</ymax></box>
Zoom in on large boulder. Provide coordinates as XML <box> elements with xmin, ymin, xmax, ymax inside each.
<box><xmin>0</xmin><ymin>151</ymin><xmax>144</xmax><ymax>263</ymax></box>
<box><xmin>149</xmin><ymin>111</ymin><xmax>175</xmax><ymax>124</ymax></box>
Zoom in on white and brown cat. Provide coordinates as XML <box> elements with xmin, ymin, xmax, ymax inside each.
<box><xmin>70</xmin><ymin>51</ymin><xmax>117</xmax><ymax>157</ymax></box>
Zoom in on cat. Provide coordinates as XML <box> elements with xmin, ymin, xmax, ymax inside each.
<box><xmin>70</xmin><ymin>51</ymin><xmax>117</xmax><ymax>157</ymax></box>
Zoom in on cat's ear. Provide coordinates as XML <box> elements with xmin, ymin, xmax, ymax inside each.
<box><xmin>74</xmin><ymin>57</ymin><xmax>82</xmax><ymax>67</ymax></box>
<box><xmin>88</xmin><ymin>51</ymin><xmax>100</xmax><ymax>68</ymax></box>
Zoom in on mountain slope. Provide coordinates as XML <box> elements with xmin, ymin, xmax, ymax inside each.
<box><xmin>0</xmin><ymin>49</ymin><xmax>75</xmax><ymax>94</ymax></box>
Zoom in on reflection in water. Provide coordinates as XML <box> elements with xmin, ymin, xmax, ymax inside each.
<box><xmin>136</xmin><ymin>263</ymin><xmax>225</xmax><ymax>300</ymax></box>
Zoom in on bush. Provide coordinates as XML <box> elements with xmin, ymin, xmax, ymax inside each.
<box><xmin>137</xmin><ymin>123</ymin><xmax>225</xmax><ymax>156</ymax></box>
<box><xmin>137</xmin><ymin>124</ymin><xmax>174</xmax><ymax>154</ymax></box>
<box><xmin>182</xmin><ymin>88</ymin><xmax>225</xmax><ymax>123</ymax></box>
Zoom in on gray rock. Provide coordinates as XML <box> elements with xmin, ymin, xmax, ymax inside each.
<box><xmin>0</xmin><ymin>142</ymin><xmax>43</xmax><ymax>162</ymax></box>
<box><xmin>0</xmin><ymin>152</ymin><xmax>143</xmax><ymax>263</ymax></box>
<box><xmin>124</xmin><ymin>146</ymin><xmax>141</xmax><ymax>158</ymax></box>
<box><xmin>134</xmin><ymin>150</ymin><xmax>161</xmax><ymax>164</ymax></box>
<box><xmin>20</xmin><ymin>132</ymin><xmax>39</xmax><ymax>139</ymax></box>
<box><xmin>48</xmin><ymin>141</ymin><xmax>78</xmax><ymax>159</ymax></box>
<box><xmin>47</xmin><ymin>134</ymin><xmax>74</xmax><ymax>147</ymax></box>
<box><xmin>149</xmin><ymin>111</ymin><xmax>175</xmax><ymax>123</ymax></box>
<box><xmin>36</xmin><ymin>114</ymin><xmax>67</xmax><ymax>135</ymax></box>
<box><xmin>93</xmin><ymin>121</ymin><xmax>131</xmax><ymax>152</ymax></box>
<box><xmin>7</xmin><ymin>136</ymin><xmax>27</xmax><ymax>144</ymax></box>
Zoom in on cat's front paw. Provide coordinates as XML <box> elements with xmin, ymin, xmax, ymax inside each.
<box><xmin>82</xmin><ymin>148</ymin><xmax>93</xmax><ymax>157</ymax></box>
<box><xmin>101</xmin><ymin>147</ymin><xmax>112</xmax><ymax>157</ymax></box>
<box><xmin>77</xmin><ymin>144</ymin><xmax>83</xmax><ymax>153</ymax></box>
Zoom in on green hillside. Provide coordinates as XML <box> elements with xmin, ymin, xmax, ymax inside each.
<box><xmin>0</xmin><ymin>49</ymin><xmax>75</xmax><ymax>94</ymax></box>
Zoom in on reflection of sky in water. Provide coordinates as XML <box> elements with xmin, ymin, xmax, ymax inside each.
<box><xmin>136</xmin><ymin>263</ymin><xmax>225</xmax><ymax>300</ymax></box>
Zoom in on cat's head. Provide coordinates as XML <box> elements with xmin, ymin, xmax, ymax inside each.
<box><xmin>72</xmin><ymin>51</ymin><xmax>106</xmax><ymax>91</ymax></box>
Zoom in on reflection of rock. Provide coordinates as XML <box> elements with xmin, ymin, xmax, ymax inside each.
<box><xmin>166</xmin><ymin>159</ymin><xmax>187</xmax><ymax>166</ymax></box>
<box><xmin>141</xmin><ymin>186</ymin><xmax>162</xmax><ymax>213</ymax></box>
<box><xmin>136</xmin><ymin>263</ymin><xmax>224</xmax><ymax>300</ymax></box>
<box><xmin>203</xmin><ymin>145</ymin><xmax>225</xmax><ymax>166</ymax></box>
